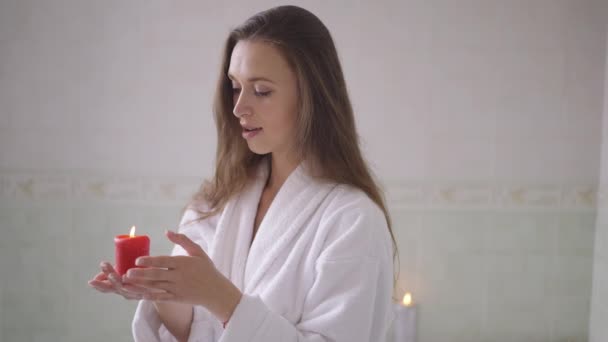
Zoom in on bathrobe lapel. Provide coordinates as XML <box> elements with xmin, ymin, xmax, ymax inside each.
<box><xmin>242</xmin><ymin>163</ymin><xmax>335</xmax><ymax>293</ymax></box>
<box><xmin>208</xmin><ymin>160</ymin><xmax>335</xmax><ymax>294</ymax></box>
<box><xmin>207</xmin><ymin>164</ymin><xmax>268</xmax><ymax>292</ymax></box>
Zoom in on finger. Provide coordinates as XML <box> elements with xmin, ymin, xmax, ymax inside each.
<box><xmin>143</xmin><ymin>291</ymin><xmax>176</xmax><ymax>302</ymax></box>
<box><xmin>122</xmin><ymin>283</ymin><xmax>150</xmax><ymax>294</ymax></box>
<box><xmin>106</xmin><ymin>270</ymin><xmax>123</xmax><ymax>288</ymax></box>
<box><xmin>100</xmin><ymin>263</ymin><xmax>136</xmax><ymax>297</ymax></box>
<box><xmin>125</xmin><ymin>267</ymin><xmax>174</xmax><ymax>282</ymax></box>
<box><xmin>120</xmin><ymin>276</ymin><xmax>152</xmax><ymax>293</ymax></box>
<box><xmin>121</xmin><ymin>273</ymin><xmax>165</xmax><ymax>293</ymax></box>
<box><xmin>122</xmin><ymin>283</ymin><xmax>167</xmax><ymax>295</ymax></box>
<box><xmin>93</xmin><ymin>272</ymin><xmax>108</xmax><ymax>281</ymax></box>
<box><xmin>100</xmin><ymin>261</ymin><xmax>162</xmax><ymax>299</ymax></box>
<box><xmin>99</xmin><ymin>262</ymin><xmax>125</xmax><ymax>287</ymax></box>
<box><xmin>88</xmin><ymin>280</ymin><xmax>116</xmax><ymax>293</ymax></box>
<box><xmin>100</xmin><ymin>262</ymin><xmax>119</xmax><ymax>279</ymax></box>
<box><xmin>100</xmin><ymin>261</ymin><xmax>117</xmax><ymax>274</ymax></box>
<box><xmin>166</xmin><ymin>230</ymin><xmax>205</xmax><ymax>257</ymax></box>
<box><xmin>121</xmin><ymin>291</ymin><xmax>144</xmax><ymax>301</ymax></box>
<box><xmin>101</xmin><ymin>262</ymin><xmax>128</xmax><ymax>281</ymax></box>
<box><xmin>135</xmin><ymin>256</ymin><xmax>176</xmax><ymax>269</ymax></box>
<box><xmin>124</xmin><ymin>278</ymin><xmax>173</xmax><ymax>292</ymax></box>
<box><xmin>93</xmin><ymin>264</ymin><xmax>145</xmax><ymax>300</ymax></box>
<box><xmin>90</xmin><ymin>281</ymin><xmax>140</xmax><ymax>300</ymax></box>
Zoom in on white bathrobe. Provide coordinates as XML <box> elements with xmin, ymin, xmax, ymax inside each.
<box><xmin>132</xmin><ymin>161</ymin><xmax>395</xmax><ymax>341</ymax></box>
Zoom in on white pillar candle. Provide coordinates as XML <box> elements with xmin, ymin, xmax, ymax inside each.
<box><xmin>393</xmin><ymin>292</ymin><xmax>417</xmax><ymax>342</ymax></box>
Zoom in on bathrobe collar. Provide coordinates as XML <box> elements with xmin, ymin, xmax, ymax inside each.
<box><xmin>208</xmin><ymin>159</ymin><xmax>336</xmax><ymax>294</ymax></box>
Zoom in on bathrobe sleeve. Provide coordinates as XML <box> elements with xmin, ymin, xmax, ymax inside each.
<box><xmin>219</xmin><ymin>195</ymin><xmax>395</xmax><ymax>342</ymax></box>
<box><xmin>132</xmin><ymin>207</ymin><xmax>218</xmax><ymax>342</ymax></box>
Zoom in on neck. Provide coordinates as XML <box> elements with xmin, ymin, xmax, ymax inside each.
<box><xmin>267</xmin><ymin>152</ymin><xmax>300</xmax><ymax>192</ymax></box>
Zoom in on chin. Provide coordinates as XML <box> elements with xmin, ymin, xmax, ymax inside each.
<box><xmin>247</xmin><ymin>143</ymin><xmax>271</xmax><ymax>155</ymax></box>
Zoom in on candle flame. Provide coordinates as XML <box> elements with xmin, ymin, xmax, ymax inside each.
<box><xmin>129</xmin><ymin>226</ymin><xmax>136</xmax><ymax>237</ymax></box>
<box><xmin>402</xmin><ymin>292</ymin><xmax>413</xmax><ymax>306</ymax></box>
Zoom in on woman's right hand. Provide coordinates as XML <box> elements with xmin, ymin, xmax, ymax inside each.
<box><xmin>88</xmin><ymin>261</ymin><xmax>147</xmax><ymax>300</ymax></box>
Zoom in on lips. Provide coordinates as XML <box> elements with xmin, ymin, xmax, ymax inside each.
<box><xmin>242</xmin><ymin>127</ymin><xmax>262</xmax><ymax>139</ymax></box>
<box><xmin>243</xmin><ymin>127</ymin><xmax>262</xmax><ymax>132</ymax></box>
<box><xmin>241</xmin><ymin>122</ymin><xmax>262</xmax><ymax>131</ymax></box>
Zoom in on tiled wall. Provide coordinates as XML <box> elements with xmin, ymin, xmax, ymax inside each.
<box><xmin>0</xmin><ymin>202</ymin><xmax>185</xmax><ymax>341</ymax></box>
<box><xmin>1</xmin><ymin>1</ymin><xmax>606</xmax><ymax>342</ymax></box>
<box><xmin>0</xmin><ymin>181</ymin><xmax>600</xmax><ymax>342</ymax></box>
<box><xmin>389</xmin><ymin>208</ymin><xmax>597</xmax><ymax>341</ymax></box>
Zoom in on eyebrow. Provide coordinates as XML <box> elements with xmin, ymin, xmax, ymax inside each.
<box><xmin>227</xmin><ymin>73</ymin><xmax>275</xmax><ymax>84</ymax></box>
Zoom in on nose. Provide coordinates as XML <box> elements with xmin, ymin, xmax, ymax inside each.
<box><xmin>232</xmin><ymin>91</ymin><xmax>251</xmax><ymax>118</ymax></box>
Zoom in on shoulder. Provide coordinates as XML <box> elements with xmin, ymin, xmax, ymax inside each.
<box><xmin>324</xmin><ymin>184</ymin><xmax>384</xmax><ymax>216</ymax></box>
<box><xmin>315</xmin><ymin>184</ymin><xmax>393</xmax><ymax>261</ymax></box>
<box><xmin>175</xmin><ymin>202</ymin><xmax>221</xmax><ymax>245</ymax></box>
<box><xmin>178</xmin><ymin>201</ymin><xmax>214</xmax><ymax>227</ymax></box>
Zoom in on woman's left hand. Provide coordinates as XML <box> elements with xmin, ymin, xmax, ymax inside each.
<box><xmin>122</xmin><ymin>230</ymin><xmax>242</xmax><ymax>322</ymax></box>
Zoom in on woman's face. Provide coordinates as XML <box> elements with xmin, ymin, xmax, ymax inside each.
<box><xmin>228</xmin><ymin>40</ymin><xmax>299</xmax><ymax>157</ymax></box>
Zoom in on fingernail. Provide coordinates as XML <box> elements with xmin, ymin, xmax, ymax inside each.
<box><xmin>135</xmin><ymin>258</ymin><xmax>143</xmax><ymax>266</ymax></box>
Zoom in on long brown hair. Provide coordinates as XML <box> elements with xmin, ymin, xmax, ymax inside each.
<box><xmin>183</xmin><ymin>5</ymin><xmax>399</xmax><ymax>294</ymax></box>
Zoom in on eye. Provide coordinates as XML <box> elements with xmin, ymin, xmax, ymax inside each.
<box><xmin>255</xmin><ymin>91</ymin><xmax>272</xmax><ymax>97</ymax></box>
<box><xmin>232</xmin><ymin>88</ymin><xmax>241</xmax><ymax>95</ymax></box>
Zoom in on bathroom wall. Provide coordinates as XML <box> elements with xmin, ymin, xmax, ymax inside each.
<box><xmin>0</xmin><ymin>1</ymin><xmax>606</xmax><ymax>341</ymax></box>
<box><xmin>589</xmin><ymin>13</ymin><xmax>608</xmax><ymax>342</ymax></box>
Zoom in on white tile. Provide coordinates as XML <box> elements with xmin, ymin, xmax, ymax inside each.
<box><xmin>486</xmin><ymin>261</ymin><xmax>546</xmax><ymax>307</ymax></box>
<box><xmin>32</xmin><ymin>330</ymin><xmax>69</xmax><ymax>342</ymax></box>
<box><xmin>590</xmin><ymin>256</ymin><xmax>608</xmax><ymax>313</ymax></box>
<box><xmin>495</xmin><ymin>137</ymin><xmax>571</xmax><ymax>183</ymax></box>
<box><xmin>482</xmin><ymin>307</ymin><xmax>552</xmax><ymax>341</ymax></box>
<box><xmin>427</xmin><ymin>49</ymin><xmax>499</xmax><ymax>140</ymax></box>
<box><xmin>419</xmin><ymin>212</ymin><xmax>489</xmax><ymax>254</ymax></box>
<box><xmin>495</xmin><ymin>51</ymin><xmax>566</xmax><ymax>137</ymax></box>
<box><xmin>594</xmin><ymin>223</ymin><xmax>608</xmax><ymax>259</ymax></box>
<box><xmin>590</xmin><ymin>306</ymin><xmax>608</xmax><ymax>342</ymax></box>
<box><xmin>557</xmin><ymin>213</ymin><xmax>596</xmax><ymax>257</ymax></box>
<box><xmin>563</xmin><ymin>49</ymin><xmax>604</xmax><ymax>142</ymax></box>
<box><xmin>548</xmin><ymin>294</ymin><xmax>591</xmax><ymax>341</ymax></box>
<box><xmin>559</xmin><ymin>138</ymin><xmax>602</xmax><ymax>183</ymax></box>
<box><xmin>547</xmin><ymin>254</ymin><xmax>594</xmax><ymax>297</ymax></box>
<box><xmin>486</xmin><ymin>213</ymin><xmax>558</xmax><ymax>254</ymax></box>
<box><xmin>428</xmin><ymin>0</ymin><xmax>566</xmax><ymax>51</ymax></box>
<box><xmin>417</xmin><ymin>305</ymin><xmax>482</xmax><ymax>341</ymax></box>
<box><xmin>425</xmin><ymin>136</ymin><xmax>495</xmax><ymax>181</ymax></box>
<box><xmin>0</xmin><ymin>207</ymin><xmax>27</xmax><ymax>248</ymax></box>
<box><xmin>562</xmin><ymin>0</ymin><xmax>608</xmax><ymax>54</ymax></box>
<box><xmin>2</xmin><ymin>246</ymin><xmax>70</xmax><ymax>336</ymax></box>
<box><xmin>365</xmin><ymin>117</ymin><xmax>428</xmax><ymax>180</ymax></box>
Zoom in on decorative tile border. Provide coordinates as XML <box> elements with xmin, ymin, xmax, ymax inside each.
<box><xmin>0</xmin><ymin>172</ymin><xmax>203</xmax><ymax>204</ymax></box>
<box><xmin>0</xmin><ymin>171</ymin><xmax>600</xmax><ymax>210</ymax></box>
<box><xmin>384</xmin><ymin>182</ymin><xmax>598</xmax><ymax>210</ymax></box>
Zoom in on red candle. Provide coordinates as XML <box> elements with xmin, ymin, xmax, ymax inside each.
<box><xmin>114</xmin><ymin>226</ymin><xmax>150</xmax><ymax>276</ymax></box>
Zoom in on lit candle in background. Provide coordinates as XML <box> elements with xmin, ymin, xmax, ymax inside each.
<box><xmin>393</xmin><ymin>291</ymin><xmax>417</xmax><ymax>342</ymax></box>
<box><xmin>114</xmin><ymin>226</ymin><xmax>150</xmax><ymax>276</ymax></box>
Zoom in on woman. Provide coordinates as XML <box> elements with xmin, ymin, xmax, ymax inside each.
<box><xmin>88</xmin><ymin>5</ymin><xmax>398</xmax><ymax>341</ymax></box>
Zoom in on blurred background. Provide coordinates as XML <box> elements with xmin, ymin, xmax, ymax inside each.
<box><xmin>0</xmin><ymin>0</ymin><xmax>607</xmax><ymax>341</ymax></box>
